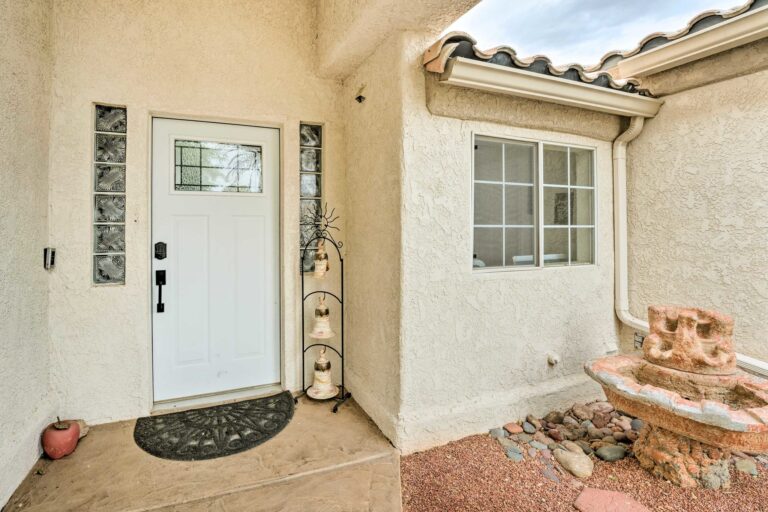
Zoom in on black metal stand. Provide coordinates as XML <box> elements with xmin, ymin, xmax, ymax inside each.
<box><xmin>295</xmin><ymin>235</ymin><xmax>351</xmax><ymax>413</ymax></box>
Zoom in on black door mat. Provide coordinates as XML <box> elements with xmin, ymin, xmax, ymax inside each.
<box><xmin>133</xmin><ymin>391</ymin><xmax>294</xmax><ymax>461</ymax></box>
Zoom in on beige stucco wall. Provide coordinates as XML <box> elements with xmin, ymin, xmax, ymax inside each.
<box><xmin>0</xmin><ymin>0</ymin><xmax>55</xmax><ymax>503</ymax></box>
<box><xmin>394</xmin><ymin>33</ymin><xmax>613</xmax><ymax>453</ymax></box>
<box><xmin>626</xmin><ymin>68</ymin><xmax>768</xmax><ymax>360</ymax></box>
<box><xmin>47</xmin><ymin>0</ymin><xmax>346</xmax><ymax>424</ymax></box>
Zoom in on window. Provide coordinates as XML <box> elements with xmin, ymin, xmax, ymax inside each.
<box><xmin>299</xmin><ymin>123</ymin><xmax>323</xmax><ymax>270</ymax></box>
<box><xmin>174</xmin><ymin>140</ymin><xmax>263</xmax><ymax>193</ymax></box>
<box><xmin>472</xmin><ymin>136</ymin><xmax>595</xmax><ymax>269</ymax></box>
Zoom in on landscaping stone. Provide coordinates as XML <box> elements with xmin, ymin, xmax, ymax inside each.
<box><xmin>563</xmin><ymin>416</ymin><xmax>580</xmax><ymax>428</ymax></box>
<box><xmin>515</xmin><ymin>433</ymin><xmax>532</xmax><ymax>443</ymax></box>
<box><xmin>626</xmin><ymin>430</ymin><xmax>639</xmax><ymax>442</ymax></box>
<box><xmin>736</xmin><ymin>458</ymin><xmax>758</xmax><ymax>476</ymax></box>
<box><xmin>587</xmin><ymin>401</ymin><xmax>615</xmax><ymax>414</ymax></box>
<box><xmin>616</xmin><ymin>418</ymin><xmax>632</xmax><ymax>431</ymax></box>
<box><xmin>574</xmin><ymin>488</ymin><xmax>649</xmax><ymax>512</ymax></box>
<box><xmin>542</xmin><ymin>466</ymin><xmax>560</xmax><ymax>483</ymax></box>
<box><xmin>497</xmin><ymin>437</ymin><xmax>516</xmax><ymax>450</ymax></box>
<box><xmin>530</xmin><ymin>441</ymin><xmax>548</xmax><ymax>450</ymax></box>
<box><xmin>592</xmin><ymin>411</ymin><xmax>611</xmax><ymax>429</ymax></box>
<box><xmin>631</xmin><ymin>418</ymin><xmax>644</xmax><ymax>431</ymax></box>
<box><xmin>613</xmin><ymin>431</ymin><xmax>628</xmax><ymax>442</ymax></box>
<box><xmin>543</xmin><ymin>411</ymin><xmax>564</xmax><ymax>424</ymax></box>
<box><xmin>601</xmin><ymin>436</ymin><xmax>618</xmax><ymax>445</ymax></box>
<box><xmin>572</xmin><ymin>404</ymin><xmax>594</xmax><ymax>421</ymax></box>
<box><xmin>547</xmin><ymin>428</ymin><xmax>563</xmax><ymax>442</ymax></box>
<box><xmin>528</xmin><ymin>447</ymin><xmax>537</xmax><ymax>457</ymax></box>
<box><xmin>587</xmin><ymin>427</ymin><xmax>603</xmax><ymax>440</ymax></box>
<box><xmin>526</xmin><ymin>415</ymin><xmax>542</xmax><ymax>430</ymax></box>
<box><xmin>554</xmin><ymin>447</ymin><xmax>594</xmax><ymax>478</ymax></box>
<box><xmin>506</xmin><ymin>449</ymin><xmax>524</xmax><ymax>462</ymax></box>
<box><xmin>489</xmin><ymin>428</ymin><xmax>506</xmax><ymax>439</ymax></box>
<box><xmin>575</xmin><ymin>440</ymin><xmax>593</xmax><ymax>455</ymax></box>
<box><xmin>522</xmin><ymin>421</ymin><xmax>536</xmax><ymax>434</ymax></box>
<box><xmin>581</xmin><ymin>420</ymin><xmax>594</xmax><ymax>429</ymax></box>
<box><xmin>596</xmin><ymin>445</ymin><xmax>627</xmax><ymax>462</ymax></box>
<box><xmin>504</xmin><ymin>422</ymin><xmax>523</xmax><ymax>435</ymax></box>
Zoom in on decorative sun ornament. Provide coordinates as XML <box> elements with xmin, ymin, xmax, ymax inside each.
<box><xmin>300</xmin><ymin>202</ymin><xmax>342</xmax><ymax>249</ymax></box>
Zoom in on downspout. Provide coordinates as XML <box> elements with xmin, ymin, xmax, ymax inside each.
<box><xmin>613</xmin><ymin>116</ymin><xmax>649</xmax><ymax>334</ymax></box>
<box><xmin>613</xmin><ymin>117</ymin><xmax>768</xmax><ymax>377</ymax></box>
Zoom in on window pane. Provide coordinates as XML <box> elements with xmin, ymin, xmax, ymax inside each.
<box><xmin>504</xmin><ymin>142</ymin><xmax>535</xmax><ymax>183</ymax></box>
<box><xmin>505</xmin><ymin>185</ymin><xmax>534</xmax><ymax>226</ymax></box>
<box><xmin>544</xmin><ymin>228</ymin><xmax>568</xmax><ymax>266</ymax></box>
<box><xmin>544</xmin><ymin>187</ymin><xmax>568</xmax><ymax>225</ymax></box>
<box><xmin>543</xmin><ymin>145</ymin><xmax>567</xmax><ymax>185</ymax></box>
<box><xmin>571</xmin><ymin>228</ymin><xmax>594</xmax><ymax>264</ymax></box>
<box><xmin>505</xmin><ymin>228</ymin><xmax>535</xmax><ymax>266</ymax></box>
<box><xmin>570</xmin><ymin>148</ymin><xmax>594</xmax><ymax>186</ymax></box>
<box><xmin>300</xmin><ymin>199</ymin><xmax>320</xmax><ymax>222</ymax></box>
<box><xmin>174</xmin><ymin>140</ymin><xmax>262</xmax><ymax>193</ymax></box>
<box><xmin>570</xmin><ymin>189</ymin><xmax>594</xmax><ymax>225</ymax></box>
<box><xmin>300</xmin><ymin>174</ymin><xmax>321</xmax><ymax>197</ymax></box>
<box><xmin>474</xmin><ymin>228</ymin><xmax>503</xmax><ymax>268</ymax></box>
<box><xmin>474</xmin><ymin>183</ymin><xmax>503</xmax><ymax>225</ymax></box>
<box><xmin>474</xmin><ymin>139</ymin><xmax>503</xmax><ymax>182</ymax></box>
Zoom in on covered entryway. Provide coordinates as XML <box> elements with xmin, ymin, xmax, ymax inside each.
<box><xmin>151</xmin><ymin>118</ymin><xmax>281</xmax><ymax>403</ymax></box>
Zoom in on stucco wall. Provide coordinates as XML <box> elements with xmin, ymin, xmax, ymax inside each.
<box><xmin>341</xmin><ymin>35</ymin><xmax>405</xmax><ymax>442</ymax></box>
<box><xmin>626</xmin><ymin>68</ymin><xmax>768</xmax><ymax>360</ymax></box>
<box><xmin>47</xmin><ymin>0</ymin><xmax>346</xmax><ymax>424</ymax></box>
<box><xmin>0</xmin><ymin>0</ymin><xmax>54</xmax><ymax>504</ymax></box>
<box><xmin>395</xmin><ymin>33</ymin><xmax>612</xmax><ymax>453</ymax></box>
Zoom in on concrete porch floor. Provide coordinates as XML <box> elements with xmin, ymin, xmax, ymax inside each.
<box><xmin>6</xmin><ymin>397</ymin><xmax>401</xmax><ymax>512</ymax></box>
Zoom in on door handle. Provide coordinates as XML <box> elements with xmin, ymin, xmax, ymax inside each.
<box><xmin>156</xmin><ymin>270</ymin><xmax>166</xmax><ymax>313</ymax></box>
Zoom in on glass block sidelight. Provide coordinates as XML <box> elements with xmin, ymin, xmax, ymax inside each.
<box><xmin>299</xmin><ymin>123</ymin><xmax>324</xmax><ymax>271</ymax></box>
<box><xmin>300</xmin><ymin>124</ymin><xmax>321</xmax><ymax>147</ymax></box>
<box><xmin>93</xmin><ymin>104</ymin><xmax>127</xmax><ymax>284</ymax></box>
<box><xmin>93</xmin><ymin>254</ymin><xmax>126</xmax><ymax>284</ymax></box>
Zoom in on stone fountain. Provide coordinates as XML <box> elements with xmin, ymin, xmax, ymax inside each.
<box><xmin>586</xmin><ymin>306</ymin><xmax>768</xmax><ymax>489</ymax></box>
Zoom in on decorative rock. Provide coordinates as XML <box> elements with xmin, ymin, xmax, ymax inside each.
<box><xmin>596</xmin><ymin>445</ymin><xmax>627</xmax><ymax>461</ymax></box>
<box><xmin>528</xmin><ymin>447</ymin><xmax>537</xmax><ymax>457</ymax></box>
<box><xmin>613</xmin><ymin>431</ymin><xmax>628</xmax><ymax>442</ymax></box>
<box><xmin>587</xmin><ymin>401</ymin><xmax>615</xmax><ymax>414</ymax></box>
<box><xmin>601</xmin><ymin>436</ymin><xmax>618</xmax><ymax>445</ymax></box>
<box><xmin>489</xmin><ymin>428</ymin><xmax>506</xmax><ymax>439</ymax></box>
<box><xmin>548</xmin><ymin>429</ymin><xmax>563</xmax><ymax>442</ymax></box>
<box><xmin>526</xmin><ymin>415</ymin><xmax>542</xmax><ymax>430</ymax></box>
<box><xmin>617</xmin><ymin>418</ymin><xmax>633</xmax><ymax>431</ymax></box>
<box><xmin>497</xmin><ymin>437</ymin><xmax>517</xmax><ymax>450</ymax></box>
<box><xmin>543</xmin><ymin>411</ymin><xmax>565</xmax><ymax>424</ymax></box>
<box><xmin>600</xmin><ymin>427</ymin><xmax>614</xmax><ymax>437</ymax></box>
<box><xmin>506</xmin><ymin>447</ymin><xmax>524</xmax><ymax>462</ymax></box>
<box><xmin>522</xmin><ymin>421</ymin><xmax>536</xmax><ymax>434</ymax></box>
<box><xmin>574</xmin><ymin>488</ymin><xmax>649</xmax><ymax>512</ymax></box>
<box><xmin>530</xmin><ymin>441</ymin><xmax>548</xmax><ymax>450</ymax></box>
<box><xmin>563</xmin><ymin>416</ymin><xmax>580</xmax><ymax>428</ymax></box>
<box><xmin>560</xmin><ymin>440</ymin><xmax>582</xmax><ymax>453</ymax></box>
<box><xmin>516</xmin><ymin>433</ymin><xmax>532</xmax><ymax>443</ymax></box>
<box><xmin>575</xmin><ymin>440</ymin><xmax>593</xmax><ymax>455</ymax></box>
<box><xmin>735</xmin><ymin>458</ymin><xmax>758</xmax><ymax>476</ymax></box>
<box><xmin>572</xmin><ymin>404</ymin><xmax>594</xmax><ymax>422</ymax></box>
<box><xmin>626</xmin><ymin>430</ymin><xmax>639</xmax><ymax>442</ymax></box>
<box><xmin>630</xmin><ymin>418</ymin><xmax>644</xmax><ymax>431</ymax></box>
<box><xmin>587</xmin><ymin>427</ymin><xmax>603</xmax><ymax>440</ymax></box>
<box><xmin>581</xmin><ymin>420</ymin><xmax>594</xmax><ymax>429</ymax></box>
<box><xmin>504</xmin><ymin>422</ymin><xmax>523</xmax><ymax>435</ymax></box>
<box><xmin>590</xmin><ymin>441</ymin><xmax>607</xmax><ymax>451</ymax></box>
<box><xmin>591</xmin><ymin>412</ymin><xmax>611</xmax><ymax>429</ymax></box>
<box><xmin>554</xmin><ymin>447</ymin><xmax>594</xmax><ymax>478</ymax></box>
<box><xmin>542</xmin><ymin>466</ymin><xmax>560</xmax><ymax>483</ymax></box>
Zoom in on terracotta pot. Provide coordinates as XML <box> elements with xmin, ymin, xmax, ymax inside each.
<box><xmin>42</xmin><ymin>419</ymin><xmax>80</xmax><ymax>460</ymax></box>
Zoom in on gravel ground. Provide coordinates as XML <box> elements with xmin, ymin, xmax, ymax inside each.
<box><xmin>401</xmin><ymin>434</ymin><xmax>768</xmax><ymax>512</ymax></box>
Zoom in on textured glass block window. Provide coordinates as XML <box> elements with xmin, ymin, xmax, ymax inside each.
<box><xmin>93</xmin><ymin>104</ymin><xmax>127</xmax><ymax>284</ymax></box>
<box><xmin>173</xmin><ymin>140</ymin><xmax>263</xmax><ymax>193</ymax></box>
<box><xmin>299</xmin><ymin>123</ymin><xmax>323</xmax><ymax>271</ymax></box>
<box><xmin>473</xmin><ymin>136</ymin><xmax>595</xmax><ymax>270</ymax></box>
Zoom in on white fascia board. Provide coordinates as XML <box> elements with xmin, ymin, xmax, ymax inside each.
<box><xmin>441</xmin><ymin>58</ymin><xmax>663</xmax><ymax>118</ymax></box>
<box><xmin>613</xmin><ymin>5</ymin><xmax>768</xmax><ymax>79</ymax></box>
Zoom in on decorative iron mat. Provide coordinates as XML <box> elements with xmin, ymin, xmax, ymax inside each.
<box><xmin>133</xmin><ymin>391</ymin><xmax>294</xmax><ymax>461</ymax></box>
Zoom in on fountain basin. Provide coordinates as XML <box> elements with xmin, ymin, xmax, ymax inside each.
<box><xmin>585</xmin><ymin>355</ymin><xmax>768</xmax><ymax>452</ymax></box>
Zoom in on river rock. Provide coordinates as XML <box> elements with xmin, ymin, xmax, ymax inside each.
<box><xmin>554</xmin><ymin>448</ymin><xmax>594</xmax><ymax>478</ymax></box>
<box><xmin>591</xmin><ymin>412</ymin><xmax>611</xmax><ymax>429</ymax></box>
<box><xmin>575</xmin><ymin>440</ymin><xmax>593</xmax><ymax>455</ymax></box>
<box><xmin>526</xmin><ymin>415</ymin><xmax>542</xmax><ymax>430</ymax></box>
<box><xmin>587</xmin><ymin>427</ymin><xmax>603</xmax><ymax>440</ymax></box>
<box><xmin>736</xmin><ymin>458</ymin><xmax>758</xmax><ymax>476</ymax></box>
<box><xmin>613</xmin><ymin>431</ymin><xmax>628</xmax><ymax>442</ymax></box>
<box><xmin>587</xmin><ymin>401</ymin><xmax>614</xmax><ymax>414</ymax></box>
<box><xmin>548</xmin><ymin>428</ymin><xmax>563</xmax><ymax>442</ymax></box>
<box><xmin>543</xmin><ymin>411</ymin><xmax>565</xmax><ymax>424</ymax></box>
<box><xmin>522</xmin><ymin>421</ymin><xmax>536</xmax><ymax>434</ymax></box>
<box><xmin>630</xmin><ymin>418</ymin><xmax>644</xmax><ymax>431</ymax></box>
<box><xmin>596</xmin><ymin>445</ymin><xmax>627</xmax><ymax>461</ymax></box>
<box><xmin>504</xmin><ymin>422</ymin><xmax>523</xmax><ymax>435</ymax></box>
<box><xmin>572</xmin><ymin>404</ymin><xmax>594</xmax><ymax>422</ymax></box>
<box><xmin>563</xmin><ymin>416</ymin><xmax>580</xmax><ymax>428</ymax></box>
<box><xmin>489</xmin><ymin>428</ymin><xmax>506</xmax><ymax>439</ymax></box>
<box><xmin>626</xmin><ymin>430</ymin><xmax>639</xmax><ymax>442</ymax></box>
<box><xmin>516</xmin><ymin>433</ymin><xmax>532</xmax><ymax>443</ymax></box>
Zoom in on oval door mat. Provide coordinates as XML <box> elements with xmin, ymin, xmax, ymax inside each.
<box><xmin>133</xmin><ymin>391</ymin><xmax>294</xmax><ymax>461</ymax></box>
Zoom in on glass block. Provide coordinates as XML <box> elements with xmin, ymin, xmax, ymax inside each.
<box><xmin>94</xmin><ymin>224</ymin><xmax>125</xmax><ymax>253</ymax></box>
<box><xmin>505</xmin><ymin>185</ymin><xmax>534</xmax><ymax>226</ymax></box>
<box><xmin>301</xmin><ymin>248</ymin><xmax>316</xmax><ymax>272</ymax></box>
<box><xmin>300</xmin><ymin>148</ymin><xmax>320</xmax><ymax>172</ymax></box>
<box><xmin>94</xmin><ymin>164</ymin><xmax>125</xmax><ymax>192</ymax></box>
<box><xmin>544</xmin><ymin>228</ymin><xmax>568</xmax><ymax>266</ymax></box>
<box><xmin>94</xmin><ymin>194</ymin><xmax>126</xmax><ymax>223</ymax></box>
<box><xmin>505</xmin><ymin>227</ymin><xmax>536</xmax><ymax>266</ymax></box>
<box><xmin>571</xmin><ymin>227</ymin><xmax>594</xmax><ymax>265</ymax></box>
<box><xmin>474</xmin><ymin>139</ymin><xmax>502</xmax><ymax>182</ymax></box>
<box><xmin>570</xmin><ymin>189</ymin><xmax>594</xmax><ymax>225</ymax></box>
<box><xmin>543</xmin><ymin>145</ymin><xmax>567</xmax><ymax>185</ymax></box>
<box><xmin>474</xmin><ymin>183</ymin><xmax>503</xmax><ymax>225</ymax></box>
<box><xmin>300</xmin><ymin>124</ymin><xmax>322</xmax><ymax>147</ymax></box>
<box><xmin>504</xmin><ymin>141</ymin><xmax>535</xmax><ymax>184</ymax></box>
<box><xmin>473</xmin><ymin>227</ymin><xmax>503</xmax><ymax>268</ymax></box>
<box><xmin>94</xmin><ymin>254</ymin><xmax>125</xmax><ymax>284</ymax></box>
<box><xmin>300</xmin><ymin>173</ymin><xmax>321</xmax><ymax>197</ymax></box>
<box><xmin>544</xmin><ymin>187</ymin><xmax>568</xmax><ymax>225</ymax></box>
<box><xmin>95</xmin><ymin>105</ymin><xmax>126</xmax><ymax>133</ymax></box>
<box><xmin>300</xmin><ymin>199</ymin><xmax>321</xmax><ymax>223</ymax></box>
<box><xmin>300</xmin><ymin>224</ymin><xmax>320</xmax><ymax>248</ymax></box>
<box><xmin>570</xmin><ymin>148</ymin><xmax>594</xmax><ymax>187</ymax></box>
<box><xmin>95</xmin><ymin>133</ymin><xmax>126</xmax><ymax>163</ymax></box>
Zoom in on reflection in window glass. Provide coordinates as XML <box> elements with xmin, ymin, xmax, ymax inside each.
<box><xmin>174</xmin><ymin>140</ymin><xmax>262</xmax><ymax>193</ymax></box>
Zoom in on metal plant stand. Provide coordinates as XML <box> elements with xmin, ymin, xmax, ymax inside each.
<box><xmin>296</xmin><ymin>233</ymin><xmax>351</xmax><ymax>413</ymax></box>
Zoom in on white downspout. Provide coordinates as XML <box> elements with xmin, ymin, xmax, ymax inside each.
<box><xmin>613</xmin><ymin>117</ymin><xmax>768</xmax><ymax>377</ymax></box>
<box><xmin>613</xmin><ymin>116</ymin><xmax>649</xmax><ymax>334</ymax></box>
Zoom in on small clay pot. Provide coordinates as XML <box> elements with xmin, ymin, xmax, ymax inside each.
<box><xmin>42</xmin><ymin>418</ymin><xmax>80</xmax><ymax>460</ymax></box>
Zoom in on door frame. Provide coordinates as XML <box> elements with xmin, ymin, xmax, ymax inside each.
<box><xmin>147</xmin><ymin>111</ymin><xmax>285</xmax><ymax>410</ymax></box>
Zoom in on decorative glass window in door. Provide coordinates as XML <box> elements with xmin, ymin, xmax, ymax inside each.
<box><xmin>299</xmin><ymin>123</ymin><xmax>323</xmax><ymax>271</ymax></box>
<box><xmin>173</xmin><ymin>140</ymin><xmax>263</xmax><ymax>193</ymax></box>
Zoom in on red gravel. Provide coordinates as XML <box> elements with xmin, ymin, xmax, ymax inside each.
<box><xmin>401</xmin><ymin>434</ymin><xmax>768</xmax><ymax>512</ymax></box>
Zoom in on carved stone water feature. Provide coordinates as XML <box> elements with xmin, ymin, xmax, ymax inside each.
<box><xmin>585</xmin><ymin>306</ymin><xmax>768</xmax><ymax>489</ymax></box>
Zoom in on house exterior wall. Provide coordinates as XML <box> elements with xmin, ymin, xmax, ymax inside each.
<box><xmin>394</xmin><ymin>33</ymin><xmax>612</xmax><ymax>453</ymax></box>
<box><xmin>46</xmin><ymin>0</ymin><xmax>346</xmax><ymax>424</ymax></box>
<box><xmin>0</xmin><ymin>0</ymin><xmax>55</xmax><ymax>503</ymax></box>
<box><xmin>626</xmin><ymin>67</ymin><xmax>768</xmax><ymax>360</ymax></box>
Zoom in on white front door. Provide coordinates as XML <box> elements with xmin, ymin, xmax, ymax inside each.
<box><xmin>152</xmin><ymin>118</ymin><xmax>280</xmax><ymax>402</ymax></box>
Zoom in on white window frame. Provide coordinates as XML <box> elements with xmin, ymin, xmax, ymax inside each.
<box><xmin>471</xmin><ymin>133</ymin><xmax>598</xmax><ymax>272</ymax></box>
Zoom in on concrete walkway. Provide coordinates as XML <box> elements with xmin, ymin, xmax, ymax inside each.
<box><xmin>6</xmin><ymin>398</ymin><xmax>401</xmax><ymax>511</ymax></box>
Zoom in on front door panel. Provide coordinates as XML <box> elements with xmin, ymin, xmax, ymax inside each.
<box><xmin>152</xmin><ymin>118</ymin><xmax>280</xmax><ymax>402</ymax></box>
